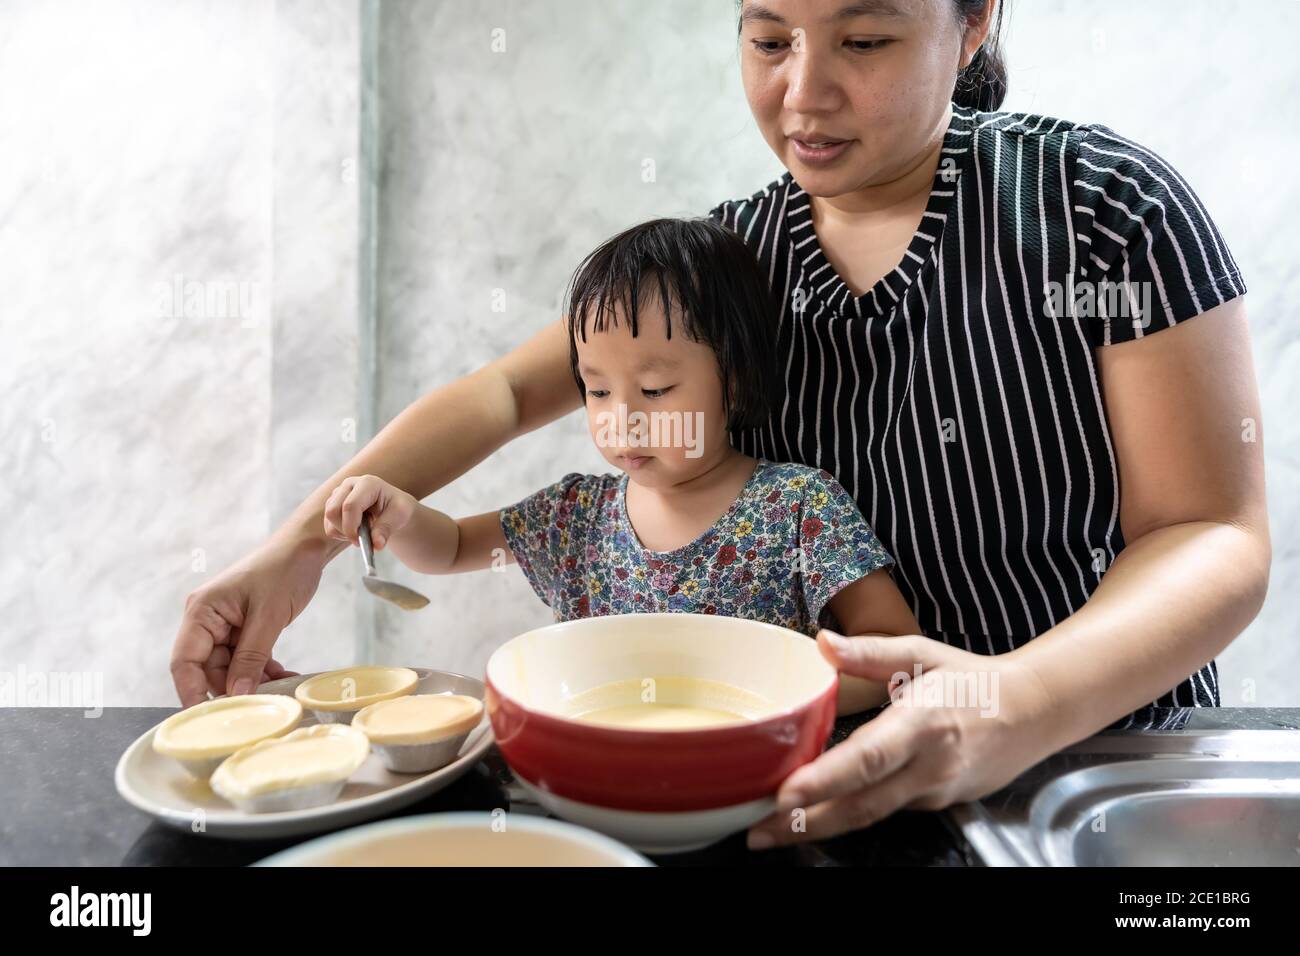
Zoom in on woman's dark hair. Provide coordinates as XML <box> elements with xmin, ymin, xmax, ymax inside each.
<box><xmin>951</xmin><ymin>0</ymin><xmax>1008</xmax><ymax>111</ymax></box>
<box><xmin>564</xmin><ymin>217</ymin><xmax>781</xmax><ymax>433</ymax></box>
<box><xmin>732</xmin><ymin>0</ymin><xmax>1009</xmax><ymax>112</ymax></box>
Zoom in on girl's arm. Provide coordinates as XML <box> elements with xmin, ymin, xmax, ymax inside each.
<box><xmin>825</xmin><ymin>568</ymin><xmax>923</xmax><ymax>714</ymax></box>
<box><xmin>324</xmin><ymin>474</ymin><xmax>516</xmax><ymax>575</ymax></box>
<box><xmin>390</xmin><ymin>509</ymin><xmax>516</xmax><ymax>575</ymax></box>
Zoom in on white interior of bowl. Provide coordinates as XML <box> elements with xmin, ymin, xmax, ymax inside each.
<box><xmin>488</xmin><ymin>613</ymin><xmax>835</xmax><ymax>718</ymax></box>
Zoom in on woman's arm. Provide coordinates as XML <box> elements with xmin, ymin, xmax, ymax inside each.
<box><xmin>746</xmin><ymin>296</ymin><xmax>1270</xmax><ymax>849</ymax></box>
<box><xmin>170</xmin><ymin>317</ymin><xmax>577</xmax><ymax>705</ymax></box>
<box><xmin>1010</xmin><ymin>295</ymin><xmax>1269</xmax><ymax>747</ymax></box>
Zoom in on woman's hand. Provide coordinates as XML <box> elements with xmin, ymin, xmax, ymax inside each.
<box><xmin>746</xmin><ymin>630</ymin><xmax>1062</xmax><ymax>849</ymax></box>
<box><xmin>170</xmin><ymin>533</ymin><xmax>318</xmax><ymax>707</ymax></box>
<box><xmin>323</xmin><ymin>475</ymin><xmax>417</xmax><ymax>551</ymax></box>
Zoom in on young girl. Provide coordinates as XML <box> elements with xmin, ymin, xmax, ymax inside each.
<box><xmin>323</xmin><ymin>217</ymin><xmax>920</xmax><ymax>714</ymax></box>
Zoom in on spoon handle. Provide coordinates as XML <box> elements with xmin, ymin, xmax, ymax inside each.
<box><xmin>358</xmin><ymin>513</ymin><xmax>377</xmax><ymax>576</ymax></box>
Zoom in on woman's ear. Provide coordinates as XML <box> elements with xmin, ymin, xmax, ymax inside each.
<box><xmin>958</xmin><ymin>0</ymin><xmax>998</xmax><ymax>70</ymax></box>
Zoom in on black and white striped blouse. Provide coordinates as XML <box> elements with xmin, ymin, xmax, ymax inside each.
<box><xmin>709</xmin><ymin>104</ymin><xmax>1247</xmax><ymax>725</ymax></box>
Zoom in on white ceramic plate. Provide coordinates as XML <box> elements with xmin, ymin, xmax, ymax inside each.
<box><xmin>115</xmin><ymin>668</ymin><xmax>493</xmax><ymax>840</ymax></box>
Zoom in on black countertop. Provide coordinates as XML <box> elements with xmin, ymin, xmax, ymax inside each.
<box><xmin>4</xmin><ymin>704</ymin><xmax>1297</xmax><ymax>867</ymax></box>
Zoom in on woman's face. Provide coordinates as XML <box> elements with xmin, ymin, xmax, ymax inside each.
<box><xmin>575</xmin><ymin>296</ymin><xmax>732</xmax><ymax>491</ymax></box>
<box><xmin>739</xmin><ymin>0</ymin><xmax>987</xmax><ymax>200</ymax></box>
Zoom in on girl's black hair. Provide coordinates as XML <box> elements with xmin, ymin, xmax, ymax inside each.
<box><xmin>564</xmin><ymin>217</ymin><xmax>780</xmax><ymax>433</ymax></box>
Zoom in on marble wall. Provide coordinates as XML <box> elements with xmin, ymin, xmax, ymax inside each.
<box><xmin>0</xmin><ymin>0</ymin><xmax>363</xmax><ymax>706</ymax></box>
<box><xmin>2</xmin><ymin>0</ymin><xmax>1294</xmax><ymax>707</ymax></box>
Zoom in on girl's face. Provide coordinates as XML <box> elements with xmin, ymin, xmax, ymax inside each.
<box><xmin>739</xmin><ymin>0</ymin><xmax>989</xmax><ymax>202</ymax></box>
<box><xmin>576</xmin><ymin>296</ymin><xmax>733</xmax><ymax>490</ymax></box>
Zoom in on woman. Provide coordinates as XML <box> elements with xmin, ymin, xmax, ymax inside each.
<box><xmin>170</xmin><ymin>0</ymin><xmax>1269</xmax><ymax>848</ymax></box>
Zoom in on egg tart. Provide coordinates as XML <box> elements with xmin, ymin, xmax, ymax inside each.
<box><xmin>293</xmin><ymin>666</ymin><xmax>419</xmax><ymax>724</ymax></box>
<box><xmin>210</xmin><ymin>723</ymin><xmax>370</xmax><ymax>812</ymax></box>
<box><xmin>352</xmin><ymin>693</ymin><xmax>484</xmax><ymax>773</ymax></box>
<box><xmin>151</xmin><ymin>694</ymin><xmax>302</xmax><ymax>779</ymax></box>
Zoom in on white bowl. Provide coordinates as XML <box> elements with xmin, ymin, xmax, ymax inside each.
<box><xmin>254</xmin><ymin>812</ymin><xmax>653</xmax><ymax>867</ymax></box>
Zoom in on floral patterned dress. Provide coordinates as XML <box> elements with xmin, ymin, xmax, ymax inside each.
<box><xmin>499</xmin><ymin>458</ymin><xmax>894</xmax><ymax>637</ymax></box>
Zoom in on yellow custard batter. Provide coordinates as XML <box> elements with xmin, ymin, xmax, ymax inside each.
<box><xmin>353</xmin><ymin>693</ymin><xmax>483</xmax><ymax>745</ymax></box>
<box><xmin>576</xmin><ymin>703</ymin><xmax>750</xmax><ymax>729</ymax></box>
<box><xmin>165</xmin><ymin>702</ymin><xmax>295</xmax><ymax>749</ymax></box>
<box><xmin>211</xmin><ymin>724</ymin><xmax>370</xmax><ymax>798</ymax></box>
<box><xmin>565</xmin><ymin>676</ymin><xmax>775</xmax><ymax>730</ymax></box>
<box><xmin>152</xmin><ymin>694</ymin><xmax>302</xmax><ymax>759</ymax></box>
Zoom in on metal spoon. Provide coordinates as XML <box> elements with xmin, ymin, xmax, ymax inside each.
<box><xmin>357</xmin><ymin>513</ymin><xmax>430</xmax><ymax>610</ymax></box>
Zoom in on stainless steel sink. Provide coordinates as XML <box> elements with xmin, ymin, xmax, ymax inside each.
<box><xmin>948</xmin><ymin>726</ymin><xmax>1300</xmax><ymax>866</ymax></box>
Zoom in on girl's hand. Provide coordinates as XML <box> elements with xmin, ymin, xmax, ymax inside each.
<box><xmin>746</xmin><ymin>630</ymin><xmax>1061</xmax><ymax>849</ymax></box>
<box><xmin>323</xmin><ymin>475</ymin><xmax>417</xmax><ymax>551</ymax></box>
